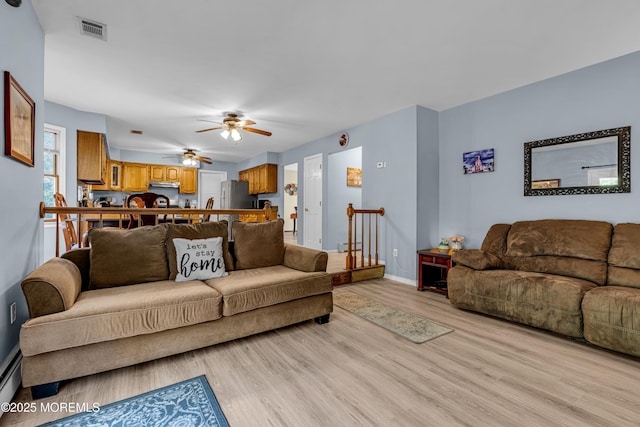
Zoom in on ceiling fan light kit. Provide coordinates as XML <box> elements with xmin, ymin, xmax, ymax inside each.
<box><xmin>196</xmin><ymin>112</ymin><xmax>271</xmax><ymax>141</ymax></box>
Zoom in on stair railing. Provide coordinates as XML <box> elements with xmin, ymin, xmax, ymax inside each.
<box><xmin>346</xmin><ymin>203</ymin><xmax>385</xmax><ymax>270</ymax></box>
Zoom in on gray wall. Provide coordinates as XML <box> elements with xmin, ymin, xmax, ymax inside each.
<box><xmin>0</xmin><ymin>0</ymin><xmax>44</xmax><ymax>366</ymax></box>
<box><xmin>438</xmin><ymin>51</ymin><xmax>640</xmax><ymax>249</ymax></box>
<box><xmin>327</xmin><ymin>147</ymin><xmax>362</xmax><ymax>252</ymax></box>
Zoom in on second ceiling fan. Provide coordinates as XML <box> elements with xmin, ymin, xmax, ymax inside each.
<box><xmin>196</xmin><ymin>112</ymin><xmax>272</xmax><ymax>141</ymax></box>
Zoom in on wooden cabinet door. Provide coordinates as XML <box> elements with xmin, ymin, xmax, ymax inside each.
<box><xmin>166</xmin><ymin>166</ymin><xmax>181</xmax><ymax>182</ymax></box>
<box><xmin>77</xmin><ymin>130</ymin><xmax>106</xmax><ymax>184</ymax></box>
<box><xmin>179</xmin><ymin>167</ymin><xmax>197</xmax><ymax>194</ymax></box>
<box><xmin>122</xmin><ymin>162</ymin><xmax>149</xmax><ymax>192</ymax></box>
<box><xmin>109</xmin><ymin>162</ymin><xmax>123</xmax><ymax>191</ymax></box>
<box><xmin>238</xmin><ymin>169</ymin><xmax>249</xmax><ymax>183</ymax></box>
<box><xmin>149</xmin><ymin>165</ymin><xmax>166</xmax><ymax>181</ymax></box>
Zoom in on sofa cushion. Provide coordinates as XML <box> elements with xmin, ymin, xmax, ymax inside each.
<box><xmin>20</xmin><ymin>280</ymin><xmax>222</xmax><ymax>356</ymax></box>
<box><xmin>88</xmin><ymin>224</ymin><xmax>169</xmax><ymax>289</ymax></box>
<box><xmin>582</xmin><ymin>286</ymin><xmax>640</xmax><ymax>357</ymax></box>
<box><xmin>173</xmin><ymin>237</ymin><xmax>228</xmax><ymax>282</ymax></box>
<box><xmin>480</xmin><ymin>223</ymin><xmax>511</xmax><ymax>258</ymax></box>
<box><xmin>505</xmin><ymin>220</ymin><xmax>612</xmax><ymax>261</ymax></box>
<box><xmin>205</xmin><ymin>265</ymin><xmax>331</xmax><ymax>316</ymax></box>
<box><xmin>167</xmin><ymin>221</ymin><xmax>234</xmax><ymax>278</ymax></box>
<box><xmin>448</xmin><ymin>266</ymin><xmax>596</xmax><ymax>337</ymax></box>
<box><xmin>232</xmin><ymin>219</ymin><xmax>285</xmax><ymax>270</ymax></box>
<box><xmin>607</xmin><ymin>223</ymin><xmax>640</xmax><ymax>289</ymax></box>
<box><xmin>452</xmin><ymin>249</ymin><xmax>502</xmax><ymax>270</ymax></box>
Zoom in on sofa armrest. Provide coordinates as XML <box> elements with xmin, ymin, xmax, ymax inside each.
<box><xmin>21</xmin><ymin>258</ymin><xmax>82</xmax><ymax>318</ymax></box>
<box><xmin>452</xmin><ymin>249</ymin><xmax>502</xmax><ymax>270</ymax></box>
<box><xmin>283</xmin><ymin>244</ymin><xmax>329</xmax><ymax>272</ymax></box>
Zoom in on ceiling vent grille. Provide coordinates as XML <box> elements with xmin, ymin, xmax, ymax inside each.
<box><xmin>77</xmin><ymin>17</ymin><xmax>107</xmax><ymax>41</ymax></box>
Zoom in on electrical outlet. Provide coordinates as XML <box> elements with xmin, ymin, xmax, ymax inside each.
<box><xmin>393</xmin><ymin>248</ymin><xmax>398</xmax><ymax>257</ymax></box>
<box><xmin>10</xmin><ymin>302</ymin><xmax>17</xmax><ymax>325</ymax></box>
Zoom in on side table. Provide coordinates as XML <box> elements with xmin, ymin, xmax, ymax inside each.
<box><xmin>417</xmin><ymin>249</ymin><xmax>453</xmax><ymax>296</ymax></box>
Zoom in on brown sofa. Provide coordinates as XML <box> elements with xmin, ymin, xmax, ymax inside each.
<box><xmin>448</xmin><ymin>219</ymin><xmax>640</xmax><ymax>358</ymax></box>
<box><xmin>20</xmin><ymin>219</ymin><xmax>333</xmax><ymax>398</ymax></box>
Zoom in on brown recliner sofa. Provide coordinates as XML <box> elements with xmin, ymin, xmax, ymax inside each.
<box><xmin>448</xmin><ymin>219</ymin><xmax>640</xmax><ymax>358</ymax></box>
<box><xmin>20</xmin><ymin>219</ymin><xmax>333</xmax><ymax>398</ymax></box>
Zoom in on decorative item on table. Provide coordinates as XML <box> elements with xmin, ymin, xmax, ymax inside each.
<box><xmin>438</xmin><ymin>238</ymin><xmax>449</xmax><ymax>251</ymax></box>
<box><xmin>449</xmin><ymin>234</ymin><xmax>465</xmax><ymax>251</ymax></box>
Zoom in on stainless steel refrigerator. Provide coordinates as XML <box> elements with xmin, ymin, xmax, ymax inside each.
<box><xmin>220</xmin><ymin>180</ymin><xmax>256</xmax><ymax>238</ymax></box>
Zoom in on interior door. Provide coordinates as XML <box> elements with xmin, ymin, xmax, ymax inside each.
<box><xmin>303</xmin><ymin>154</ymin><xmax>323</xmax><ymax>249</ymax></box>
<box><xmin>199</xmin><ymin>171</ymin><xmax>227</xmax><ymax>217</ymax></box>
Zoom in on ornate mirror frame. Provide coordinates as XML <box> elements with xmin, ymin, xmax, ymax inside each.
<box><xmin>524</xmin><ymin>126</ymin><xmax>631</xmax><ymax>196</ymax></box>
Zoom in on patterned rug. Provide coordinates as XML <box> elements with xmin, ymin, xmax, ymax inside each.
<box><xmin>41</xmin><ymin>376</ymin><xmax>229</xmax><ymax>427</ymax></box>
<box><xmin>334</xmin><ymin>291</ymin><xmax>454</xmax><ymax>343</ymax></box>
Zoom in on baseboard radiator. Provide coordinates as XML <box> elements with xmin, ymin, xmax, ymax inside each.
<box><xmin>0</xmin><ymin>345</ymin><xmax>22</xmax><ymax>416</ymax></box>
<box><xmin>338</xmin><ymin>241</ymin><xmax>361</xmax><ymax>253</ymax></box>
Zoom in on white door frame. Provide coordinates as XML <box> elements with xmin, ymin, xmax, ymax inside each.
<box><xmin>303</xmin><ymin>153</ymin><xmax>323</xmax><ymax>249</ymax></box>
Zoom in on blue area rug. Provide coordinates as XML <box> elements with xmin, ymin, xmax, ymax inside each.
<box><xmin>41</xmin><ymin>375</ymin><xmax>229</xmax><ymax>427</ymax></box>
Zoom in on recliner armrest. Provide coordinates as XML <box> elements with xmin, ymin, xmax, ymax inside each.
<box><xmin>21</xmin><ymin>258</ymin><xmax>82</xmax><ymax>318</ymax></box>
<box><xmin>283</xmin><ymin>244</ymin><xmax>328</xmax><ymax>272</ymax></box>
<box><xmin>452</xmin><ymin>249</ymin><xmax>502</xmax><ymax>270</ymax></box>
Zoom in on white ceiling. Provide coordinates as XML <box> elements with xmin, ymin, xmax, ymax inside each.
<box><xmin>32</xmin><ymin>0</ymin><xmax>640</xmax><ymax>163</ymax></box>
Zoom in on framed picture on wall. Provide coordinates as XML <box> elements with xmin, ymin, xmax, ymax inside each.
<box><xmin>347</xmin><ymin>167</ymin><xmax>362</xmax><ymax>187</ymax></box>
<box><xmin>463</xmin><ymin>148</ymin><xmax>494</xmax><ymax>174</ymax></box>
<box><xmin>4</xmin><ymin>71</ymin><xmax>35</xmax><ymax>167</ymax></box>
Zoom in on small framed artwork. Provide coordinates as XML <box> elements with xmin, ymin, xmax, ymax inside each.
<box><xmin>532</xmin><ymin>179</ymin><xmax>560</xmax><ymax>189</ymax></box>
<box><xmin>463</xmin><ymin>148</ymin><xmax>494</xmax><ymax>174</ymax></box>
<box><xmin>4</xmin><ymin>71</ymin><xmax>35</xmax><ymax>167</ymax></box>
<box><xmin>347</xmin><ymin>167</ymin><xmax>362</xmax><ymax>187</ymax></box>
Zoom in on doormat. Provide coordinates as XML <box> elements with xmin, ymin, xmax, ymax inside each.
<box><xmin>40</xmin><ymin>375</ymin><xmax>229</xmax><ymax>427</ymax></box>
<box><xmin>334</xmin><ymin>291</ymin><xmax>454</xmax><ymax>343</ymax></box>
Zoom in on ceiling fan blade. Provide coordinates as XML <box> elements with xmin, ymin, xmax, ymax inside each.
<box><xmin>238</xmin><ymin>119</ymin><xmax>256</xmax><ymax>126</ymax></box>
<box><xmin>195</xmin><ymin>156</ymin><xmax>212</xmax><ymax>164</ymax></box>
<box><xmin>195</xmin><ymin>127</ymin><xmax>223</xmax><ymax>133</ymax></box>
<box><xmin>243</xmin><ymin>127</ymin><xmax>272</xmax><ymax>137</ymax></box>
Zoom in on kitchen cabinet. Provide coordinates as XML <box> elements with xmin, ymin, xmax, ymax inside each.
<box><xmin>92</xmin><ymin>160</ymin><xmax>122</xmax><ymax>191</ymax></box>
<box><xmin>239</xmin><ymin>206</ymin><xmax>279</xmax><ymax>223</ymax></box>
<box><xmin>77</xmin><ymin>130</ymin><xmax>106</xmax><ymax>184</ymax></box>
<box><xmin>122</xmin><ymin>162</ymin><xmax>149</xmax><ymax>192</ymax></box>
<box><xmin>239</xmin><ymin>163</ymin><xmax>278</xmax><ymax>195</ymax></box>
<box><xmin>179</xmin><ymin>167</ymin><xmax>197</xmax><ymax>194</ymax></box>
<box><xmin>150</xmin><ymin>165</ymin><xmax>181</xmax><ymax>182</ymax></box>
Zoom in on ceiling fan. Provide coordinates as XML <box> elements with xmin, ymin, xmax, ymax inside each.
<box><xmin>181</xmin><ymin>149</ymin><xmax>211</xmax><ymax>165</ymax></box>
<box><xmin>195</xmin><ymin>112</ymin><xmax>272</xmax><ymax>141</ymax></box>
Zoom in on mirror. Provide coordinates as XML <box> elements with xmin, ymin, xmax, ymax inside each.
<box><xmin>524</xmin><ymin>126</ymin><xmax>630</xmax><ymax>196</ymax></box>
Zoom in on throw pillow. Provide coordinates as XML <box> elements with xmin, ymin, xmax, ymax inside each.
<box><xmin>166</xmin><ymin>221</ymin><xmax>234</xmax><ymax>280</ymax></box>
<box><xmin>232</xmin><ymin>219</ymin><xmax>285</xmax><ymax>270</ymax></box>
<box><xmin>173</xmin><ymin>237</ymin><xmax>228</xmax><ymax>282</ymax></box>
<box><xmin>88</xmin><ymin>223</ymin><xmax>169</xmax><ymax>289</ymax></box>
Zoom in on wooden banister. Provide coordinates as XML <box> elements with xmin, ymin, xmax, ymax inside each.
<box><xmin>346</xmin><ymin>203</ymin><xmax>384</xmax><ymax>270</ymax></box>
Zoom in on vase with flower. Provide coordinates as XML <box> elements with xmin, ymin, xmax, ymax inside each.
<box><xmin>449</xmin><ymin>234</ymin><xmax>465</xmax><ymax>251</ymax></box>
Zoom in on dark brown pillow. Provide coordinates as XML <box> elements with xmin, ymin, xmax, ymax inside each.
<box><xmin>232</xmin><ymin>219</ymin><xmax>285</xmax><ymax>270</ymax></box>
<box><xmin>166</xmin><ymin>221</ymin><xmax>234</xmax><ymax>279</ymax></box>
<box><xmin>88</xmin><ymin>224</ymin><xmax>169</xmax><ymax>289</ymax></box>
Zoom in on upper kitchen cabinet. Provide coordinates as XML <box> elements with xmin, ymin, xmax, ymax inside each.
<box><xmin>150</xmin><ymin>165</ymin><xmax>181</xmax><ymax>182</ymax></box>
<box><xmin>77</xmin><ymin>130</ymin><xmax>107</xmax><ymax>184</ymax></box>
<box><xmin>179</xmin><ymin>167</ymin><xmax>197</xmax><ymax>194</ymax></box>
<box><xmin>122</xmin><ymin>162</ymin><xmax>149</xmax><ymax>192</ymax></box>
<box><xmin>92</xmin><ymin>160</ymin><xmax>122</xmax><ymax>191</ymax></box>
<box><xmin>239</xmin><ymin>163</ymin><xmax>278</xmax><ymax>194</ymax></box>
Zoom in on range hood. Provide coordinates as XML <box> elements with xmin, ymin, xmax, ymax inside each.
<box><xmin>149</xmin><ymin>181</ymin><xmax>180</xmax><ymax>189</ymax></box>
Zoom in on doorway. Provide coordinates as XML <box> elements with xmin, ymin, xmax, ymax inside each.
<box><xmin>283</xmin><ymin>163</ymin><xmax>298</xmax><ymax>233</ymax></box>
<box><xmin>303</xmin><ymin>154</ymin><xmax>323</xmax><ymax>249</ymax></box>
<box><xmin>199</xmin><ymin>170</ymin><xmax>227</xmax><ymax>213</ymax></box>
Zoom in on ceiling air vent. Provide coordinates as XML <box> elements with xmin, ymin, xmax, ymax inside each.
<box><xmin>77</xmin><ymin>17</ymin><xmax>107</xmax><ymax>41</ymax></box>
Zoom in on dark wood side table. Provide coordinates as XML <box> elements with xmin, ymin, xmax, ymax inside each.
<box><xmin>417</xmin><ymin>249</ymin><xmax>453</xmax><ymax>296</ymax></box>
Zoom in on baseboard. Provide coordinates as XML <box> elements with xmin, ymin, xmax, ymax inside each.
<box><xmin>383</xmin><ymin>273</ymin><xmax>417</xmax><ymax>287</ymax></box>
<box><xmin>0</xmin><ymin>345</ymin><xmax>22</xmax><ymax>413</ymax></box>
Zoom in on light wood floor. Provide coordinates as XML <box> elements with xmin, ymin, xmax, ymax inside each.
<box><xmin>4</xmin><ymin>279</ymin><xmax>640</xmax><ymax>426</ymax></box>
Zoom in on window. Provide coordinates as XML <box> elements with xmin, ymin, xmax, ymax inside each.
<box><xmin>43</xmin><ymin>124</ymin><xmax>66</xmax><ymax>221</ymax></box>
